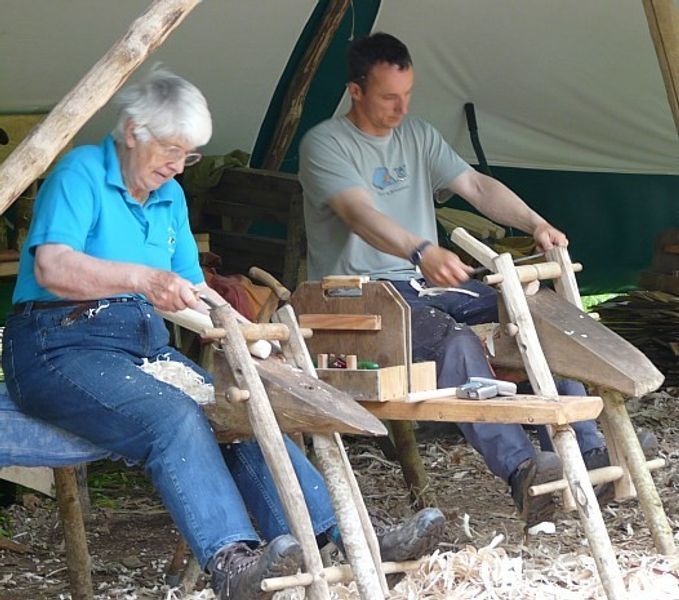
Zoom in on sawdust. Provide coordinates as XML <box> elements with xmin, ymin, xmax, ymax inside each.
<box><xmin>1</xmin><ymin>390</ymin><xmax>678</xmax><ymax>599</ymax></box>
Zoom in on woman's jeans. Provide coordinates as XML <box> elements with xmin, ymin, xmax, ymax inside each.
<box><xmin>389</xmin><ymin>279</ymin><xmax>604</xmax><ymax>482</ymax></box>
<box><xmin>2</xmin><ymin>299</ymin><xmax>335</xmax><ymax>567</ymax></box>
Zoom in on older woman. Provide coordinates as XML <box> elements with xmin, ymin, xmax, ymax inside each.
<box><xmin>2</xmin><ymin>68</ymin><xmax>444</xmax><ymax>599</ymax></box>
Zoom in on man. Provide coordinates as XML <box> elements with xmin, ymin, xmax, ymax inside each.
<box><xmin>2</xmin><ymin>67</ymin><xmax>444</xmax><ymax>600</ymax></box>
<box><xmin>299</xmin><ymin>33</ymin><xmax>655</xmax><ymax>528</ymax></box>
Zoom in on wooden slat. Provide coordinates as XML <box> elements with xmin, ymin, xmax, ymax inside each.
<box><xmin>362</xmin><ymin>394</ymin><xmax>602</xmax><ymax>425</ymax></box>
<box><xmin>316</xmin><ymin>365</ymin><xmax>407</xmax><ymax>402</ymax></box>
<box><xmin>299</xmin><ymin>313</ymin><xmax>382</xmax><ymax>331</ymax></box>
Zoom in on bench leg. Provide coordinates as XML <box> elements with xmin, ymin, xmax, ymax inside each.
<box><xmin>552</xmin><ymin>426</ymin><xmax>628</xmax><ymax>599</ymax></box>
<box><xmin>54</xmin><ymin>466</ymin><xmax>93</xmax><ymax>600</ymax></box>
<box><xmin>599</xmin><ymin>389</ymin><xmax>676</xmax><ymax>555</ymax></box>
<box><xmin>390</xmin><ymin>420</ymin><xmax>435</xmax><ymax>509</ymax></box>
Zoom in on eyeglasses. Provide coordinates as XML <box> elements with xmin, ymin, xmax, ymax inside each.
<box><xmin>142</xmin><ymin>128</ymin><xmax>202</xmax><ymax>167</ymax></box>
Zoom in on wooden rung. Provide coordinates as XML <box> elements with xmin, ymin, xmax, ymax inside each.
<box><xmin>362</xmin><ymin>394</ymin><xmax>602</xmax><ymax>426</ymax></box>
<box><xmin>528</xmin><ymin>458</ymin><xmax>666</xmax><ymax>497</ymax></box>
<box><xmin>663</xmin><ymin>244</ymin><xmax>679</xmax><ymax>254</ymax></box>
<box><xmin>261</xmin><ymin>558</ymin><xmax>425</xmax><ymax>592</ymax></box>
<box><xmin>299</xmin><ymin>313</ymin><xmax>382</xmax><ymax>331</ymax></box>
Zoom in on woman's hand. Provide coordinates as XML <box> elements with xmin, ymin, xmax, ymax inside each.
<box><xmin>135</xmin><ymin>269</ymin><xmax>199</xmax><ymax>312</ymax></box>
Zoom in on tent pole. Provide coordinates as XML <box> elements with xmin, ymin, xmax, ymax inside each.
<box><xmin>0</xmin><ymin>0</ymin><xmax>202</xmax><ymax>216</ymax></box>
<box><xmin>262</xmin><ymin>0</ymin><xmax>351</xmax><ymax>171</ymax></box>
<box><xmin>642</xmin><ymin>0</ymin><xmax>679</xmax><ymax>136</ymax></box>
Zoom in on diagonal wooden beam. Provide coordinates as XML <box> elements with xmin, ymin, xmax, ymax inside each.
<box><xmin>0</xmin><ymin>0</ymin><xmax>202</xmax><ymax>216</ymax></box>
<box><xmin>642</xmin><ymin>0</ymin><xmax>679</xmax><ymax>136</ymax></box>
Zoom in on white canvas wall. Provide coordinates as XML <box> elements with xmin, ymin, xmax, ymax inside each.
<box><xmin>1</xmin><ymin>1</ymin><xmax>677</xmax><ymax>174</ymax></box>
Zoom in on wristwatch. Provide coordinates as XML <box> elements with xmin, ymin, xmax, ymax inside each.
<box><xmin>409</xmin><ymin>241</ymin><xmax>433</xmax><ymax>267</ymax></box>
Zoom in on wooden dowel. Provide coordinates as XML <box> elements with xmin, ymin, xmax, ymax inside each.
<box><xmin>0</xmin><ymin>0</ymin><xmax>202</xmax><ymax>215</ymax></box>
<box><xmin>317</xmin><ymin>353</ymin><xmax>329</xmax><ymax>369</ymax></box>
<box><xmin>261</xmin><ymin>558</ymin><xmax>424</xmax><ymax>591</ymax></box>
<box><xmin>528</xmin><ymin>459</ymin><xmax>666</xmax><ymax>497</ymax></box>
<box><xmin>483</xmin><ymin>262</ymin><xmax>582</xmax><ymax>286</ymax></box>
<box><xmin>346</xmin><ymin>355</ymin><xmax>357</xmax><ymax>370</ymax></box>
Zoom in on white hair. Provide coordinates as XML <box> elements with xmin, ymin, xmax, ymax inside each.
<box><xmin>111</xmin><ymin>65</ymin><xmax>212</xmax><ymax>148</ymax></box>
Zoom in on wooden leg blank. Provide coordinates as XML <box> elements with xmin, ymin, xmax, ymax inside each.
<box><xmin>54</xmin><ymin>466</ymin><xmax>93</xmax><ymax>600</ymax></box>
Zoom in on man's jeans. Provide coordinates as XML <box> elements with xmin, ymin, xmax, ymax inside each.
<box><xmin>389</xmin><ymin>279</ymin><xmax>604</xmax><ymax>481</ymax></box>
<box><xmin>2</xmin><ymin>299</ymin><xmax>335</xmax><ymax>567</ymax></box>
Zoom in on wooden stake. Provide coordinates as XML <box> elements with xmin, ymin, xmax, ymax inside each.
<box><xmin>0</xmin><ymin>0</ymin><xmax>202</xmax><ymax>215</ymax></box>
<box><xmin>54</xmin><ymin>467</ymin><xmax>93</xmax><ymax>600</ymax></box>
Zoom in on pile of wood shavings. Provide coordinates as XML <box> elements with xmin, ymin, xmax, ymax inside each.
<box><xmin>138</xmin><ymin>357</ymin><xmax>215</xmax><ymax>405</ymax></box>
<box><xmin>168</xmin><ymin>541</ymin><xmax>678</xmax><ymax>600</ymax></box>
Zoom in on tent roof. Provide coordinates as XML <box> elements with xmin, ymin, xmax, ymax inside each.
<box><xmin>1</xmin><ymin>1</ymin><xmax>677</xmax><ymax>174</ymax></box>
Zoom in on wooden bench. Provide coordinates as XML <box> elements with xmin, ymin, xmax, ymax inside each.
<box><xmin>290</xmin><ymin>233</ymin><xmax>675</xmax><ymax>599</ymax></box>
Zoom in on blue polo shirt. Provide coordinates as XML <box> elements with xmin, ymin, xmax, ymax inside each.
<box><xmin>13</xmin><ymin>135</ymin><xmax>204</xmax><ymax>303</ymax></box>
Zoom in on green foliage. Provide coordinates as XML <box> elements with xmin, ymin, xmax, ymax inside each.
<box><xmin>581</xmin><ymin>293</ymin><xmax>618</xmax><ymax>312</ymax></box>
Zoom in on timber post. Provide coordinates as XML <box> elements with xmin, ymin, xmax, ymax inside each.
<box><xmin>54</xmin><ymin>466</ymin><xmax>93</xmax><ymax>600</ymax></box>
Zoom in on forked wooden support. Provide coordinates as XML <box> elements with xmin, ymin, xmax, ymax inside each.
<box><xmin>274</xmin><ymin>304</ymin><xmax>389</xmax><ymax>599</ymax></box>
<box><xmin>452</xmin><ymin>228</ymin><xmax>627</xmax><ymax>599</ymax></box>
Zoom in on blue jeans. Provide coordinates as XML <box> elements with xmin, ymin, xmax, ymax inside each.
<box><xmin>2</xmin><ymin>299</ymin><xmax>335</xmax><ymax>567</ymax></box>
<box><xmin>389</xmin><ymin>279</ymin><xmax>604</xmax><ymax>481</ymax></box>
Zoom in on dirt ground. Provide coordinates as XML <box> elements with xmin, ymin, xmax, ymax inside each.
<box><xmin>1</xmin><ymin>389</ymin><xmax>678</xmax><ymax>599</ymax></box>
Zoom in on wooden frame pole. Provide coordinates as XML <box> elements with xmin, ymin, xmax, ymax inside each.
<box><xmin>642</xmin><ymin>0</ymin><xmax>679</xmax><ymax>136</ymax></box>
<box><xmin>0</xmin><ymin>0</ymin><xmax>202</xmax><ymax>215</ymax></box>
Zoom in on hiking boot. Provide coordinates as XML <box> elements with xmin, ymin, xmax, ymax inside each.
<box><xmin>210</xmin><ymin>535</ymin><xmax>303</xmax><ymax>600</ymax></box>
<box><xmin>583</xmin><ymin>430</ymin><xmax>658</xmax><ymax>505</ymax></box>
<box><xmin>375</xmin><ymin>507</ymin><xmax>446</xmax><ymax>563</ymax></box>
<box><xmin>509</xmin><ymin>451</ymin><xmax>563</xmax><ymax>528</ymax></box>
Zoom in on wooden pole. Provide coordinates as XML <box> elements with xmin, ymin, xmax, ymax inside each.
<box><xmin>261</xmin><ymin>0</ymin><xmax>351</xmax><ymax>170</ymax></box>
<box><xmin>274</xmin><ymin>304</ymin><xmax>388</xmax><ymax>599</ymax></box>
<box><xmin>642</xmin><ymin>0</ymin><xmax>679</xmax><ymax>136</ymax></box>
<box><xmin>209</xmin><ymin>303</ymin><xmax>330</xmax><ymax>600</ymax></box>
<box><xmin>0</xmin><ymin>0</ymin><xmax>202</xmax><ymax>215</ymax></box>
<box><xmin>54</xmin><ymin>467</ymin><xmax>93</xmax><ymax>600</ymax></box>
<box><xmin>390</xmin><ymin>421</ymin><xmax>435</xmax><ymax>509</ymax></box>
<box><xmin>598</xmin><ymin>388</ymin><xmax>676</xmax><ymax>555</ymax></box>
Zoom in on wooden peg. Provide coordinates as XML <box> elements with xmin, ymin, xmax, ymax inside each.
<box><xmin>226</xmin><ymin>387</ymin><xmax>250</xmax><ymax>403</ymax></box>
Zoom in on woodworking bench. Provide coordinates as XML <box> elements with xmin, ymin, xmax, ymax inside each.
<box><xmin>290</xmin><ymin>228</ymin><xmax>675</xmax><ymax>600</ymax></box>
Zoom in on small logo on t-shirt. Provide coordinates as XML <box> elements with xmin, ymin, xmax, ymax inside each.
<box><xmin>372</xmin><ymin>165</ymin><xmax>408</xmax><ymax>190</ymax></box>
<box><xmin>167</xmin><ymin>227</ymin><xmax>176</xmax><ymax>254</ymax></box>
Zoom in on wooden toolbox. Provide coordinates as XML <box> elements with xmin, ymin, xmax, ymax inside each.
<box><xmin>290</xmin><ymin>279</ymin><xmax>436</xmax><ymax>402</ymax></box>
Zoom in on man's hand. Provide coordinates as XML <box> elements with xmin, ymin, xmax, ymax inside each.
<box><xmin>533</xmin><ymin>222</ymin><xmax>568</xmax><ymax>252</ymax></box>
<box><xmin>136</xmin><ymin>269</ymin><xmax>199</xmax><ymax>312</ymax></box>
<box><xmin>419</xmin><ymin>245</ymin><xmax>474</xmax><ymax>287</ymax></box>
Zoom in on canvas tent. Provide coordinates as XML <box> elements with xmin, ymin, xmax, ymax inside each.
<box><xmin>1</xmin><ymin>0</ymin><xmax>678</xmax><ymax>292</ymax></box>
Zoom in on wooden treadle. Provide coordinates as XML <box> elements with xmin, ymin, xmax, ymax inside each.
<box><xmin>361</xmin><ymin>394</ymin><xmax>602</xmax><ymax>426</ymax></box>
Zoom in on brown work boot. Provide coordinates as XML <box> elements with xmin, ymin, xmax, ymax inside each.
<box><xmin>210</xmin><ymin>535</ymin><xmax>303</xmax><ymax>600</ymax></box>
<box><xmin>510</xmin><ymin>451</ymin><xmax>563</xmax><ymax>528</ymax></box>
<box><xmin>583</xmin><ymin>430</ymin><xmax>658</xmax><ymax>505</ymax></box>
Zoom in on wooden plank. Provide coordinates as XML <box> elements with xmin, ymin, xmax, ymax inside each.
<box><xmin>193</xmin><ymin>233</ymin><xmax>210</xmax><ymax>253</ymax></box>
<box><xmin>361</xmin><ymin>394</ymin><xmax>602</xmax><ymax>425</ymax></box>
<box><xmin>639</xmin><ymin>270</ymin><xmax>679</xmax><ymax>294</ymax></box>
<box><xmin>0</xmin><ymin>466</ymin><xmax>55</xmax><ymax>497</ymax></box>
<box><xmin>220</xmin><ymin>167</ymin><xmax>301</xmax><ymax>195</ymax></box>
<box><xmin>0</xmin><ymin>261</ymin><xmax>19</xmax><ymax>277</ymax></box>
<box><xmin>491</xmin><ymin>288</ymin><xmax>665</xmax><ymax>397</ymax></box>
<box><xmin>409</xmin><ymin>361</ymin><xmax>437</xmax><ymax>393</ymax></box>
<box><xmin>205</xmin><ymin>355</ymin><xmax>388</xmax><ymax>440</ymax></box>
<box><xmin>662</xmin><ymin>243</ymin><xmax>679</xmax><ymax>254</ymax></box>
<box><xmin>643</xmin><ymin>0</ymin><xmax>679</xmax><ymax>135</ymax></box>
<box><xmin>316</xmin><ymin>365</ymin><xmax>407</xmax><ymax>402</ymax></box>
<box><xmin>299</xmin><ymin>313</ymin><xmax>382</xmax><ymax>331</ymax></box>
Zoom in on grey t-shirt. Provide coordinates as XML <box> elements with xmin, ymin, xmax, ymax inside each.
<box><xmin>299</xmin><ymin>116</ymin><xmax>470</xmax><ymax>280</ymax></box>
